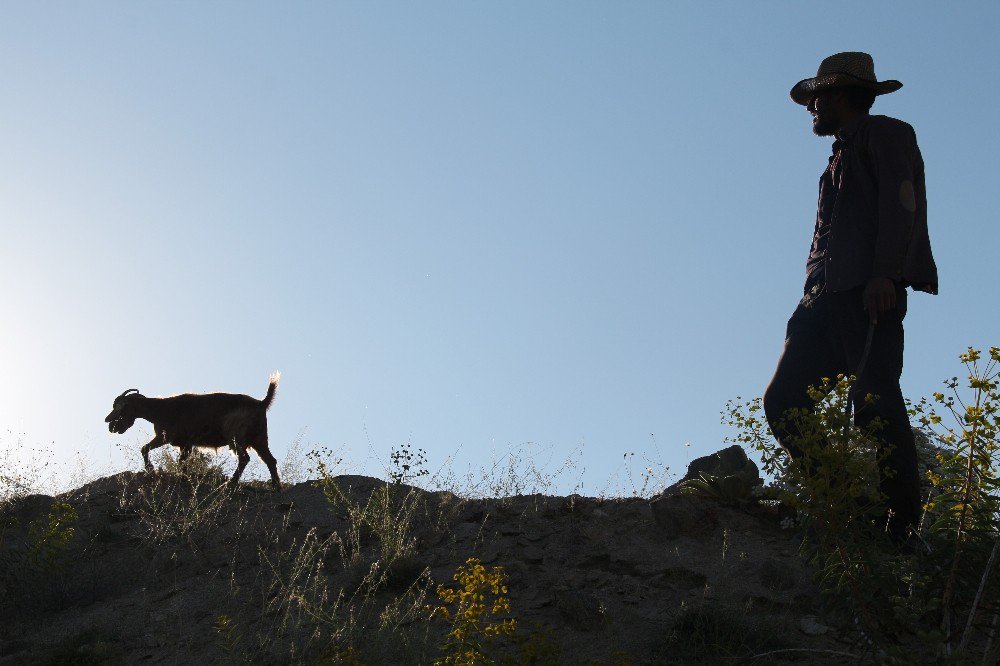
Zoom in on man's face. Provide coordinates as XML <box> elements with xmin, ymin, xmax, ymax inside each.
<box><xmin>807</xmin><ymin>89</ymin><xmax>842</xmax><ymax>137</ymax></box>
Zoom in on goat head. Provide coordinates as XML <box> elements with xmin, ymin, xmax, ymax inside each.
<box><xmin>106</xmin><ymin>389</ymin><xmax>140</xmax><ymax>434</ymax></box>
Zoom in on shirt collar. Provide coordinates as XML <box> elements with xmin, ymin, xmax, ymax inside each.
<box><xmin>836</xmin><ymin>113</ymin><xmax>868</xmax><ymax>143</ymax></box>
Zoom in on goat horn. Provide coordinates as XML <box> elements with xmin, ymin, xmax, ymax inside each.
<box><xmin>117</xmin><ymin>389</ymin><xmax>140</xmax><ymax>401</ymax></box>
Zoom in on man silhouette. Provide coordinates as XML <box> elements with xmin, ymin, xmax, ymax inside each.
<box><xmin>763</xmin><ymin>52</ymin><xmax>938</xmax><ymax>544</ymax></box>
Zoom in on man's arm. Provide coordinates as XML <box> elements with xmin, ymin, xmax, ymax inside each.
<box><xmin>868</xmin><ymin>118</ymin><xmax>919</xmax><ymax>280</ymax></box>
<box><xmin>864</xmin><ymin>118</ymin><xmax>919</xmax><ymax>321</ymax></box>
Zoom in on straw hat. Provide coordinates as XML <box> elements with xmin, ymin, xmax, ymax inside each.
<box><xmin>790</xmin><ymin>52</ymin><xmax>902</xmax><ymax>105</ymax></box>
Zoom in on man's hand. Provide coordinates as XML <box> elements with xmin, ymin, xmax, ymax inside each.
<box><xmin>863</xmin><ymin>277</ymin><xmax>897</xmax><ymax>323</ymax></box>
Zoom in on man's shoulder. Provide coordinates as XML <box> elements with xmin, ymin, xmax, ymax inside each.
<box><xmin>864</xmin><ymin>115</ymin><xmax>917</xmax><ymax>140</ymax></box>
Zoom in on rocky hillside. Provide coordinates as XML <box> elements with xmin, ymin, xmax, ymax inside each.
<box><xmin>0</xmin><ymin>448</ymin><xmax>854</xmax><ymax>664</ymax></box>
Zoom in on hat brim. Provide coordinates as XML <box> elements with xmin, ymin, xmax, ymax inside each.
<box><xmin>790</xmin><ymin>73</ymin><xmax>903</xmax><ymax>105</ymax></box>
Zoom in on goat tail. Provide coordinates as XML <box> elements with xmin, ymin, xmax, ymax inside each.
<box><xmin>263</xmin><ymin>371</ymin><xmax>280</xmax><ymax>410</ymax></box>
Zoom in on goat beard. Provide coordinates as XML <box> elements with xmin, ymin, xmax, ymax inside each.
<box><xmin>108</xmin><ymin>417</ymin><xmax>136</xmax><ymax>434</ymax></box>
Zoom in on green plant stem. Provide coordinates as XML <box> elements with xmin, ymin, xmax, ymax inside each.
<box><xmin>959</xmin><ymin>531</ymin><xmax>1000</xmax><ymax>653</ymax></box>
<box><xmin>940</xmin><ymin>390</ymin><xmax>984</xmax><ymax>646</ymax></box>
<box><xmin>832</xmin><ymin>540</ymin><xmax>879</xmax><ymax>638</ymax></box>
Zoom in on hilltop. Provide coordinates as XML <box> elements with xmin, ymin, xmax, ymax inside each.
<box><xmin>0</xmin><ymin>449</ymin><xmax>853</xmax><ymax>664</ymax></box>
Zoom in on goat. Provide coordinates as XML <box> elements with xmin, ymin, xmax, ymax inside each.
<box><xmin>105</xmin><ymin>373</ymin><xmax>282</xmax><ymax>490</ymax></box>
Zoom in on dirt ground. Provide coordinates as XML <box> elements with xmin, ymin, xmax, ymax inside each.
<box><xmin>0</xmin><ymin>470</ymin><xmax>855</xmax><ymax>664</ymax></box>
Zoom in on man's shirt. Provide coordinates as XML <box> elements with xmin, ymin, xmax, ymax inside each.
<box><xmin>801</xmin><ymin>114</ymin><xmax>938</xmax><ymax>296</ymax></box>
<box><xmin>804</xmin><ymin>138</ymin><xmax>846</xmax><ymax>296</ymax></box>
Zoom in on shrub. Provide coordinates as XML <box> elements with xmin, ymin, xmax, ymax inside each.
<box><xmin>726</xmin><ymin>347</ymin><xmax>1000</xmax><ymax>661</ymax></box>
<box><xmin>0</xmin><ymin>498</ymin><xmax>80</xmax><ymax>626</ymax></box>
<box><xmin>311</xmin><ymin>460</ymin><xmax>424</xmax><ymax>594</ymax></box>
<box><xmin>909</xmin><ymin>347</ymin><xmax>1000</xmax><ymax>656</ymax></box>
<box><xmin>243</xmin><ymin>448</ymin><xmax>436</xmax><ymax>662</ymax></box>
<box><xmin>428</xmin><ymin>557</ymin><xmax>516</xmax><ymax>665</ymax></box>
<box><xmin>27</xmin><ymin>500</ymin><xmax>78</xmax><ymax>570</ymax></box>
<box><xmin>119</xmin><ymin>450</ymin><xmax>234</xmax><ymax>548</ymax></box>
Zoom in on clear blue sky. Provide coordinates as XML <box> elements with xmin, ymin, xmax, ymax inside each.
<box><xmin>2</xmin><ymin>2</ymin><xmax>997</xmax><ymax>493</ymax></box>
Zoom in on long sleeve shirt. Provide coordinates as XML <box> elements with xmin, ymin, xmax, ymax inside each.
<box><xmin>803</xmin><ymin>114</ymin><xmax>938</xmax><ymax>295</ymax></box>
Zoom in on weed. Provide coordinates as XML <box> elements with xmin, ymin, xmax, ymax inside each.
<box><xmin>389</xmin><ymin>441</ymin><xmax>429</xmax><ymax>487</ymax></box>
<box><xmin>679</xmin><ymin>470</ymin><xmax>760</xmax><ymax>506</ymax></box>
<box><xmin>119</xmin><ymin>448</ymin><xmax>234</xmax><ymax>548</ymax></box>
<box><xmin>155</xmin><ymin>447</ymin><xmax>228</xmax><ymax>481</ymax></box>
<box><xmin>279</xmin><ymin>430</ymin><xmax>310</xmax><ymax>485</ymax></box>
<box><xmin>428</xmin><ymin>557</ymin><xmax>516</xmax><ymax>665</ymax></box>
<box><xmin>257</xmin><ymin>527</ymin><xmax>353</xmax><ymax>658</ymax></box>
<box><xmin>0</xmin><ymin>497</ymin><xmax>86</xmax><ymax>632</ymax></box>
<box><xmin>215</xmin><ymin>614</ymin><xmax>243</xmax><ymax>661</ymax></box>
<box><xmin>26</xmin><ymin>500</ymin><xmax>77</xmax><ymax>569</ymax></box>
<box><xmin>317</xmin><ymin>478</ymin><xmax>421</xmax><ymax>588</ymax></box>
<box><xmin>237</xmin><ymin>447</ymin><xmax>439</xmax><ymax>662</ymax></box>
<box><xmin>0</xmin><ymin>438</ymin><xmax>55</xmax><ymax>503</ymax></box>
<box><xmin>656</xmin><ymin>599</ymin><xmax>790</xmax><ymax>664</ymax></box>
<box><xmin>909</xmin><ymin>347</ymin><xmax>1000</xmax><ymax>656</ymax></box>
<box><xmin>510</xmin><ymin>623</ymin><xmax>561</xmax><ymax>665</ymax></box>
<box><xmin>607</xmin><ymin>437</ymin><xmax>673</xmax><ymax>499</ymax></box>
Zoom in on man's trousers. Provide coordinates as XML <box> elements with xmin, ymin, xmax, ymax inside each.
<box><xmin>763</xmin><ymin>284</ymin><xmax>921</xmax><ymax>540</ymax></box>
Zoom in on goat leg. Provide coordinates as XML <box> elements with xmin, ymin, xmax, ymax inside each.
<box><xmin>264</xmin><ymin>454</ymin><xmax>281</xmax><ymax>491</ymax></box>
<box><xmin>141</xmin><ymin>434</ymin><xmax>166</xmax><ymax>472</ymax></box>
<box><xmin>264</xmin><ymin>452</ymin><xmax>281</xmax><ymax>491</ymax></box>
<box><xmin>252</xmin><ymin>440</ymin><xmax>281</xmax><ymax>491</ymax></box>
<box><xmin>230</xmin><ymin>444</ymin><xmax>251</xmax><ymax>489</ymax></box>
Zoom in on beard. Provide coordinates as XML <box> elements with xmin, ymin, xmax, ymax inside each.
<box><xmin>812</xmin><ymin>113</ymin><xmax>838</xmax><ymax>137</ymax></box>
<box><xmin>108</xmin><ymin>416</ymin><xmax>136</xmax><ymax>434</ymax></box>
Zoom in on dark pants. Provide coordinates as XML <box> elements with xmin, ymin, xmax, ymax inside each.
<box><xmin>763</xmin><ymin>285</ymin><xmax>921</xmax><ymax>538</ymax></box>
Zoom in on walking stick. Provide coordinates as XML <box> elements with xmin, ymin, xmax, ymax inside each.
<box><xmin>843</xmin><ymin>320</ymin><xmax>877</xmax><ymax>441</ymax></box>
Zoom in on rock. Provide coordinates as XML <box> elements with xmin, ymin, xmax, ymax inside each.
<box><xmin>478</xmin><ymin>540</ymin><xmax>501</xmax><ymax>564</ymax></box>
<box><xmin>663</xmin><ymin>445</ymin><xmax>761</xmax><ymax>497</ymax></box>
<box><xmin>517</xmin><ymin>528</ymin><xmax>549</xmax><ymax>544</ymax></box>
<box><xmin>521</xmin><ymin>546</ymin><xmax>545</xmax><ymax>563</ymax></box>
<box><xmin>759</xmin><ymin>559</ymin><xmax>796</xmax><ymax>591</ymax></box>
<box><xmin>689</xmin><ymin>445</ymin><xmax>754</xmax><ymax>478</ymax></box>
<box><xmin>505</xmin><ymin>559</ymin><xmax>529</xmax><ymax>578</ymax></box>
<box><xmin>94</xmin><ymin>525</ymin><xmax>132</xmax><ymax>545</ymax></box>
<box><xmin>747</xmin><ymin>595</ymin><xmax>790</xmax><ymax>612</ymax></box>
<box><xmin>431</xmin><ymin>564</ymin><xmax>460</xmax><ymax>583</ymax></box>
<box><xmin>452</xmin><ymin>522</ymin><xmax>481</xmax><ymax>542</ymax></box>
<box><xmin>563</xmin><ymin>494</ymin><xmax>585</xmax><ymax>512</ymax></box>
<box><xmin>554</xmin><ymin>588</ymin><xmax>605</xmax><ymax>631</ymax></box>
<box><xmin>799</xmin><ymin>615</ymin><xmax>831</xmax><ymax>636</ymax></box>
<box><xmin>648</xmin><ymin>567</ymin><xmax>708</xmax><ymax>590</ymax></box>
<box><xmin>0</xmin><ymin>638</ymin><xmax>31</xmax><ymax>656</ymax></box>
<box><xmin>521</xmin><ymin>590</ymin><xmax>554</xmax><ymax>610</ymax></box>
<box><xmin>648</xmin><ymin>493</ymin><xmax>718</xmax><ymax>538</ymax></box>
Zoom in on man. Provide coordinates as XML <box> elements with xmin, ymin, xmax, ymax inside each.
<box><xmin>763</xmin><ymin>52</ymin><xmax>938</xmax><ymax>544</ymax></box>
